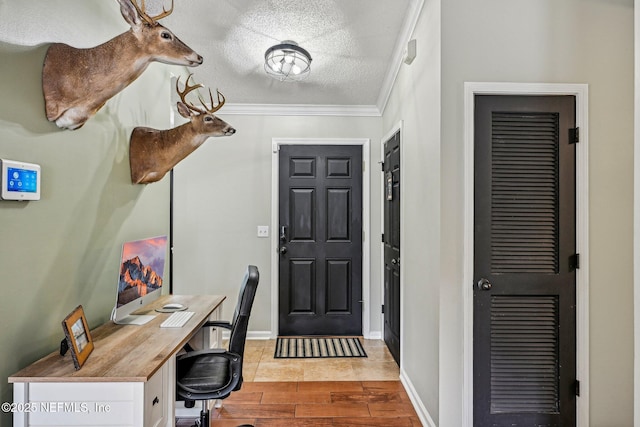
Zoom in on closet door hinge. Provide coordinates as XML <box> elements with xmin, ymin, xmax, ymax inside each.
<box><xmin>574</xmin><ymin>380</ymin><xmax>580</xmax><ymax>396</ymax></box>
<box><xmin>569</xmin><ymin>253</ymin><xmax>580</xmax><ymax>271</ymax></box>
<box><xmin>569</xmin><ymin>127</ymin><xmax>580</xmax><ymax>144</ymax></box>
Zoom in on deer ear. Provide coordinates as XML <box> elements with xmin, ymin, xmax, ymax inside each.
<box><xmin>177</xmin><ymin>102</ymin><xmax>192</xmax><ymax>118</ymax></box>
<box><xmin>118</xmin><ymin>0</ymin><xmax>142</xmax><ymax>28</ymax></box>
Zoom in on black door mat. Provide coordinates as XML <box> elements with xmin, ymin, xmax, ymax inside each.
<box><xmin>274</xmin><ymin>337</ymin><xmax>367</xmax><ymax>358</ymax></box>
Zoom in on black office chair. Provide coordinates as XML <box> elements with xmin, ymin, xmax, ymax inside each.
<box><xmin>176</xmin><ymin>265</ymin><xmax>259</xmax><ymax>427</ymax></box>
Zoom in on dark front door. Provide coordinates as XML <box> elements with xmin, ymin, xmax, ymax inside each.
<box><xmin>473</xmin><ymin>95</ymin><xmax>577</xmax><ymax>426</ymax></box>
<box><xmin>278</xmin><ymin>144</ymin><xmax>363</xmax><ymax>336</ymax></box>
<box><xmin>383</xmin><ymin>130</ymin><xmax>401</xmax><ymax>365</ymax></box>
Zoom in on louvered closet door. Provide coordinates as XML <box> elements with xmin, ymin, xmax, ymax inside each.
<box><xmin>473</xmin><ymin>95</ymin><xmax>577</xmax><ymax>427</ymax></box>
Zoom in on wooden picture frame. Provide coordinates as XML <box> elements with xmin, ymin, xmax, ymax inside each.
<box><xmin>61</xmin><ymin>305</ymin><xmax>94</xmax><ymax>370</ymax></box>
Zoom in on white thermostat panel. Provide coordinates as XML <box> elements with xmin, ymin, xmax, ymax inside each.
<box><xmin>0</xmin><ymin>159</ymin><xmax>41</xmax><ymax>201</ymax></box>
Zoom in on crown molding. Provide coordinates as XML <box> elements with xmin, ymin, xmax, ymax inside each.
<box><xmin>376</xmin><ymin>0</ymin><xmax>425</xmax><ymax>114</ymax></box>
<box><xmin>219</xmin><ymin>103</ymin><xmax>381</xmax><ymax>117</ymax></box>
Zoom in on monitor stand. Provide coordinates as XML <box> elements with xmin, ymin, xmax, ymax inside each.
<box><xmin>114</xmin><ymin>314</ymin><xmax>156</xmax><ymax>325</ymax></box>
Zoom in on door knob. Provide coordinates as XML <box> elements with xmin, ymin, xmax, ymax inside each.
<box><xmin>391</xmin><ymin>258</ymin><xmax>398</xmax><ymax>265</ymax></box>
<box><xmin>279</xmin><ymin>246</ymin><xmax>288</xmax><ymax>255</ymax></box>
<box><xmin>477</xmin><ymin>278</ymin><xmax>492</xmax><ymax>291</ymax></box>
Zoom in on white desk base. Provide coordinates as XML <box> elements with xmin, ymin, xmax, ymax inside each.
<box><xmin>10</xmin><ymin>295</ymin><xmax>224</xmax><ymax>427</ymax></box>
<box><xmin>13</xmin><ymin>357</ymin><xmax>173</xmax><ymax>427</ymax></box>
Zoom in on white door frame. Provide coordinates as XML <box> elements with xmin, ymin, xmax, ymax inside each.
<box><xmin>270</xmin><ymin>138</ymin><xmax>371</xmax><ymax>338</ymax></box>
<box><xmin>462</xmin><ymin>82</ymin><xmax>589</xmax><ymax>426</ymax></box>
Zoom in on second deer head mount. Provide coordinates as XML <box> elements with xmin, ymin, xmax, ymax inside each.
<box><xmin>129</xmin><ymin>74</ymin><xmax>236</xmax><ymax>184</ymax></box>
<box><xmin>42</xmin><ymin>0</ymin><xmax>203</xmax><ymax>130</ymax></box>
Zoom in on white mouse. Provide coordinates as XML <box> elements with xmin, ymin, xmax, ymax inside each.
<box><xmin>163</xmin><ymin>303</ymin><xmax>184</xmax><ymax>310</ymax></box>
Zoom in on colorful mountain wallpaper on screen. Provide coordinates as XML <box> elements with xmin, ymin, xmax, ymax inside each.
<box><xmin>117</xmin><ymin>236</ymin><xmax>167</xmax><ymax>307</ymax></box>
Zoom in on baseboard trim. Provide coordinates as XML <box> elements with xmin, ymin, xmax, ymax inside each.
<box><xmin>241</xmin><ymin>331</ymin><xmax>382</xmax><ymax>340</ymax></box>
<box><xmin>247</xmin><ymin>331</ymin><xmax>274</xmax><ymax>340</ymax></box>
<box><xmin>400</xmin><ymin>368</ymin><xmax>437</xmax><ymax>427</ymax></box>
<box><xmin>365</xmin><ymin>331</ymin><xmax>382</xmax><ymax>340</ymax></box>
<box><xmin>223</xmin><ymin>331</ymin><xmax>273</xmax><ymax>340</ymax></box>
<box><xmin>244</xmin><ymin>331</ymin><xmax>382</xmax><ymax>340</ymax></box>
<box><xmin>239</xmin><ymin>331</ymin><xmax>380</xmax><ymax>340</ymax></box>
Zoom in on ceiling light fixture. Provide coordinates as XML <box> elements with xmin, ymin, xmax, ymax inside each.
<box><xmin>264</xmin><ymin>40</ymin><xmax>312</xmax><ymax>82</ymax></box>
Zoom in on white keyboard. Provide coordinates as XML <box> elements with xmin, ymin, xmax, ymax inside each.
<box><xmin>160</xmin><ymin>311</ymin><xmax>195</xmax><ymax>328</ymax></box>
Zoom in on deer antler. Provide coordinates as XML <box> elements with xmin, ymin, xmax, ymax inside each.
<box><xmin>130</xmin><ymin>0</ymin><xmax>174</xmax><ymax>26</ymax></box>
<box><xmin>176</xmin><ymin>74</ymin><xmax>207</xmax><ymax>114</ymax></box>
<box><xmin>177</xmin><ymin>74</ymin><xmax>226</xmax><ymax>115</ymax></box>
<box><xmin>198</xmin><ymin>88</ymin><xmax>226</xmax><ymax>114</ymax></box>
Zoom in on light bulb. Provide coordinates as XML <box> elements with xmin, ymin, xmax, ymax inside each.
<box><xmin>281</xmin><ymin>61</ymin><xmax>293</xmax><ymax>75</ymax></box>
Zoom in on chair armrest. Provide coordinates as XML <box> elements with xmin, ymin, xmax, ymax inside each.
<box><xmin>177</xmin><ymin>348</ymin><xmax>239</xmax><ymax>361</ymax></box>
<box><xmin>181</xmin><ymin>321</ymin><xmax>231</xmax><ymax>353</ymax></box>
<box><xmin>202</xmin><ymin>320</ymin><xmax>232</xmax><ymax>330</ymax></box>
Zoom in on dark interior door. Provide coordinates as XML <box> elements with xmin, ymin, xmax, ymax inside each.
<box><xmin>473</xmin><ymin>95</ymin><xmax>577</xmax><ymax>426</ymax></box>
<box><xmin>278</xmin><ymin>144</ymin><xmax>363</xmax><ymax>336</ymax></box>
<box><xmin>383</xmin><ymin>131</ymin><xmax>400</xmax><ymax>365</ymax></box>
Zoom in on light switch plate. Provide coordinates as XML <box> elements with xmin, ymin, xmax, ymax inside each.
<box><xmin>257</xmin><ymin>226</ymin><xmax>269</xmax><ymax>238</ymax></box>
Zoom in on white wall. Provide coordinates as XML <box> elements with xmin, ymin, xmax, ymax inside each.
<box><xmin>175</xmin><ymin>2</ymin><xmax>635</xmax><ymax>426</ymax></box>
<box><xmin>381</xmin><ymin>0</ymin><xmax>441</xmax><ymax>424</ymax></box>
<box><xmin>382</xmin><ymin>0</ymin><xmax>634</xmax><ymax>425</ymax></box>
<box><xmin>172</xmin><ymin>114</ymin><xmax>383</xmax><ymax>335</ymax></box>
<box><xmin>0</xmin><ymin>2</ymin><xmax>178</xmax><ymax>426</ymax></box>
<box><xmin>438</xmin><ymin>0</ymin><xmax>634</xmax><ymax>425</ymax></box>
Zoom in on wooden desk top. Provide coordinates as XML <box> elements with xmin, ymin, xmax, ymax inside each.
<box><xmin>8</xmin><ymin>294</ymin><xmax>225</xmax><ymax>383</ymax></box>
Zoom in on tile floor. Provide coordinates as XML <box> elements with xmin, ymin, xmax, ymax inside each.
<box><xmin>176</xmin><ymin>338</ymin><xmax>421</xmax><ymax>426</ymax></box>
<box><xmin>242</xmin><ymin>338</ymin><xmax>400</xmax><ymax>382</ymax></box>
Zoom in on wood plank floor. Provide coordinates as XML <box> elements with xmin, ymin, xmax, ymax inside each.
<box><xmin>177</xmin><ymin>381</ymin><xmax>421</xmax><ymax>427</ymax></box>
<box><xmin>176</xmin><ymin>339</ymin><xmax>422</xmax><ymax>426</ymax></box>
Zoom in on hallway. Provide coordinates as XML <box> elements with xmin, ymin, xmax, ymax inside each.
<box><xmin>178</xmin><ymin>338</ymin><xmax>421</xmax><ymax>426</ymax></box>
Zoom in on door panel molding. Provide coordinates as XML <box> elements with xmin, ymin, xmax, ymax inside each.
<box><xmin>463</xmin><ymin>83</ymin><xmax>589</xmax><ymax>427</ymax></box>
<box><xmin>271</xmin><ymin>138</ymin><xmax>371</xmax><ymax>338</ymax></box>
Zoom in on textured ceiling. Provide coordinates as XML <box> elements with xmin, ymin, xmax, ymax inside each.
<box><xmin>158</xmin><ymin>0</ymin><xmax>416</xmax><ymax>112</ymax></box>
<box><xmin>0</xmin><ymin>0</ymin><xmax>419</xmax><ymax>114</ymax></box>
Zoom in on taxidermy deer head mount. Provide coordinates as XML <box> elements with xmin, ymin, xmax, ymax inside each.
<box><xmin>42</xmin><ymin>0</ymin><xmax>203</xmax><ymax>130</ymax></box>
<box><xmin>129</xmin><ymin>74</ymin><xmax>236</xmax><ymax>184</ymax></box>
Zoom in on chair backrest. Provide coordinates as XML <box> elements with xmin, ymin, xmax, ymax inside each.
<box><xmin>227</xmin><ymin>265</ymin><xmax>259</xmax><ymax>357</ymax></box>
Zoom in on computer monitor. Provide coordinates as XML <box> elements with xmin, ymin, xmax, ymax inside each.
<box><xmin>111</xmin><ymin>235</ymin><xmax>168</xmax><ymax>325</ymax></box>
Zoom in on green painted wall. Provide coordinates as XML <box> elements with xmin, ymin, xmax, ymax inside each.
<box><xmin>0</xmin><ymin>6</ymin><xmax>176</xmax><ymax>424</ymax></box>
